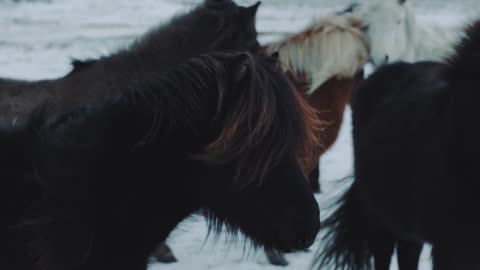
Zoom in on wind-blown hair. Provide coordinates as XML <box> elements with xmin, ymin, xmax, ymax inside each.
<box><xmin>189</xmin><ymin>53</ymin><xmax>323</xmax><ymax>183</ymax></box>
<box><xmin>264</xmin><ymin>15</ymin><xmax>369</xmax><ymax>94</ymax></box>
<box><xmin>74</xmin><ymin>51</ymin><xmax>322</xmax><ymax>186</ymax></box>
<box><xmin>446</xmin><ymin>19</ymin><xmax>480</xmax><ymax>82</ymax></box>
<box><xmin>106</xmin><ymin>51</ymin><xmax>322</xmax><ymax>185</ymax></box>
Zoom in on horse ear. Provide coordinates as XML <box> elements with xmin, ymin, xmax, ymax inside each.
<box><xmin>247</xmin><ymin>1</ymin><xmax>261</xmax><ymax>16</ymax></box>
<box><xmin>239</xmin><ymin>1</ymin><xmax>261</xmax><ymax>19</ymax></box>
<box><xmin>232</xmin><ymin>53</ymin><xmax>252</xmax><ymax>83</ymax></box>
<box><xmin>262</xmin><ymin>52</ymin><xmax>280</xmax><ymax>71</ymax></box>
<box><xmin>336</xmin><ymin>2</ymin><xmax>360</xmax><ymax>15</ymax></box>
<box><xmin>270</xmin><ymin>51</ymin><xmax>279</xmax><ymax>59</ymax></box>
<box><xmin>267</xmin><ymin>52</ymin><xmax>279</xmax><ymax>64</ymax></box>
<box><xmin>361</xmin><ymin>24</ymin><xmax>369</xmax><ymax>32</ymax></box>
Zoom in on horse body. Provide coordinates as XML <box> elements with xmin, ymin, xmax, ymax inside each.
<box><xmin>354</xmin><ymin>61</ymin><xmax>450</xmax><ymax>241</ymax></box>
<box><xmin>317</xmin><ymin>20</ymin><xmax>480</xmax><ymax>270</ymax></box>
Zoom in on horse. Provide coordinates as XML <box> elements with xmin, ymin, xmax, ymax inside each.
<box><xmin>263</xmin><ymin>14</ymin><xmax>368</xmax><ymax>194</ymax></box>
<box><xmin>341</xmin><ymin>0</ymin><xmax>463</xmax><ymax>67</ymax></box>
<box><xmin>315</xmin><ymin>19</ymin><xmax>480</xmax><ymax>270</ymax></box>
<box><xmin>0</xmin><ymin>0</ymin><xmax>265</xmax><ymax>268</ymax></box>
<box><xmin>20</xmin><ymin>50</ymin><xmax>322</xmax><ymax>270</ymax></box>
<box><xmin>259</xmin><ymin>13</ymin><xmax>368</xmax><ymax>266</ymax></box>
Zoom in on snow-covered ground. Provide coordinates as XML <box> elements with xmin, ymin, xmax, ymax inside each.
<box><xmin>1</xmin><ymin>0</ymin><xmax>478</xmax><ymax>269</ymax></box>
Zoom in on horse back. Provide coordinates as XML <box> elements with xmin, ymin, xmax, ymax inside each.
<box><xmin>352</xmin><ymin>61</ymin><xmax>447</xmax><ymax>128</ymax></box>
<box><xmin>351</xmin><ymin>61</ymin><xmax>451</xmax><ymax>240</ymax></box>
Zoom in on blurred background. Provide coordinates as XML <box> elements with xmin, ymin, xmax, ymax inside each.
<box><xmin>0</xmin><ymin>0</ymin><xmax>478</xmax><ymax>269</ymax></box>
<box><xmin>0</xmin><ymin>0</ymin><xmax>478</xmax><ymax>79</ymax></box>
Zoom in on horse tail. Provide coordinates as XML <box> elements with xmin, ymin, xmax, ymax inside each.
<box><xmin>315</xmin><ymin>183</ymin><xmax>373</xmax><ymax>270</ymax></box>
<box><xmin>446</xmin><ymin>19</ymin><xmax>480</xmax><ymax>81</ymax></box>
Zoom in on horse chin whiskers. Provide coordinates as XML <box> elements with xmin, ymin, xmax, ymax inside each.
<box><xmin>204</xmin><ymin>212</ymin><xmax>262</xmax><ymax>252</ymax></box>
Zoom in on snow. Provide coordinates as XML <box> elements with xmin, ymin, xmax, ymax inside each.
<box><xmin>0</xmin><ymin>0</ymin><xmax>477</xmax><ymax>269</ymax></box>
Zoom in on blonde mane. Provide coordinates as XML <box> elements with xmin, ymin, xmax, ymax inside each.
<box><xmin>264</xmin><ymin>15</ymin><xmax>369</xmax><ymax>94</ymax></box>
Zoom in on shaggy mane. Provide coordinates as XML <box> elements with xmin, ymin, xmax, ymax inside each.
<box><xmin>189</xmin><ymin>53</ymin><xmax>323</xmax><ymax>184</ymax></box>
<box><xmin>23</xmin><ymin>51</ymin><xmax>324</xmax><ymax>270</ymax></box>
<box><xmin>41</xmin><ymin>51</ymin><xmax>323</xmax><ymax>188</ymax></box>
<box><xmin>264</xmin><ymin>14</ymin><xmax>369</xmax><ymax>94</ymax></box>
<box><xmin>446</xmin><ymin>19</ymin><xmax>480</xmax><ymax>81</ymax></box>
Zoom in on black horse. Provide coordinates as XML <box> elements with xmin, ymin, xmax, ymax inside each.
<box><xmin>315</xmin><ymin>20</ymin><xmax>480</xmax><ymax>270</ymax></box>
<box><xmin>17</xmin><ymin>51</ymin><xmax>321</xmax><ymax>270</ymax></box>
<box><xmin>1</xmin><ymin>0</ymin><xmax>263</xmax><ymax>268</ymax></box>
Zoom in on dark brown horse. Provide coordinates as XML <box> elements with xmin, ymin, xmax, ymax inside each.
<box><xmin>13</xmin><ymin>50</ymin><xmax>322</xmax><ymax>270</ymax></box>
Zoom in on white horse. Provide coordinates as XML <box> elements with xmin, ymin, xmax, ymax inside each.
<box><xmin>341</xmin><ymin>0</ymin><xmax>465</xmax><ymax>68</ymax></box>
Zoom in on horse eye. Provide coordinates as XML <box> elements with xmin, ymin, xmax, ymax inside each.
<box><xmin>397</xmin><ymin>19</ymin><xmax>402</xmax><ymax>25</ymax></box>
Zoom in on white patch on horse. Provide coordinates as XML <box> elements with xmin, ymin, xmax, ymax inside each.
<box><xmin>348</xmin><ymin>0</ymin><xmax>465</xmax><ymax>67</ymax></box>
<box><xmin>264</xmin><ymin>14</ymin><xmax>369</xmax><ymax>94</ymax></box>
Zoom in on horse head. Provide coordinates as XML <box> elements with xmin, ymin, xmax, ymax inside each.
<box><xmin>198</xmin><ymin>0</ymin><xmax>262</xmax><ymax>52</ymax></box>
<box><xmin>345</xmin><ymin>0</ymin><xmax>415</xmax><ymax>67</ymax></box>
<box><xmin>188</xmin><ymin>51</ymin><xmax>321</xmax><ymax>252</ymax></box>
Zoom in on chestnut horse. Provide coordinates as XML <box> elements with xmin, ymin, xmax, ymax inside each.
<box><xmin>260</xmin><ymin>14</ymin><xmax>369</xmax><ymax>266</ymax></box>
<box><xmin>263</xmin><ymin>14</ymin><xmax>369</xmax><ymax>193</ymax></box>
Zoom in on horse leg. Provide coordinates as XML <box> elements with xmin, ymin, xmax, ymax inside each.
<box><xmin>151</xmin><ymin>242</ymin><xmax>177</xmax><ymax>263</ymax></box>
<box><xmin>78</xmin><ymin>229</ymin><xmax>163</xmax><ymax>270</ymax></box>
<box><xmin>369</xmin><ymin>229</ymin><xmax>395</xmax><ymax>270</ymax></box>
<box><xmin>265</xmin><ymin>248</ymin><xmax>289</xmax><ymax>266</ymax></box>
<box><xmin>397</xmin><ymin>240</ymin><xmax>422</xmax><ymax>270</ymax></box>
<box><xmin>308</xmin><ymin>163</ymin><xmax>321</xmax><ymax>193</ymax></box>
